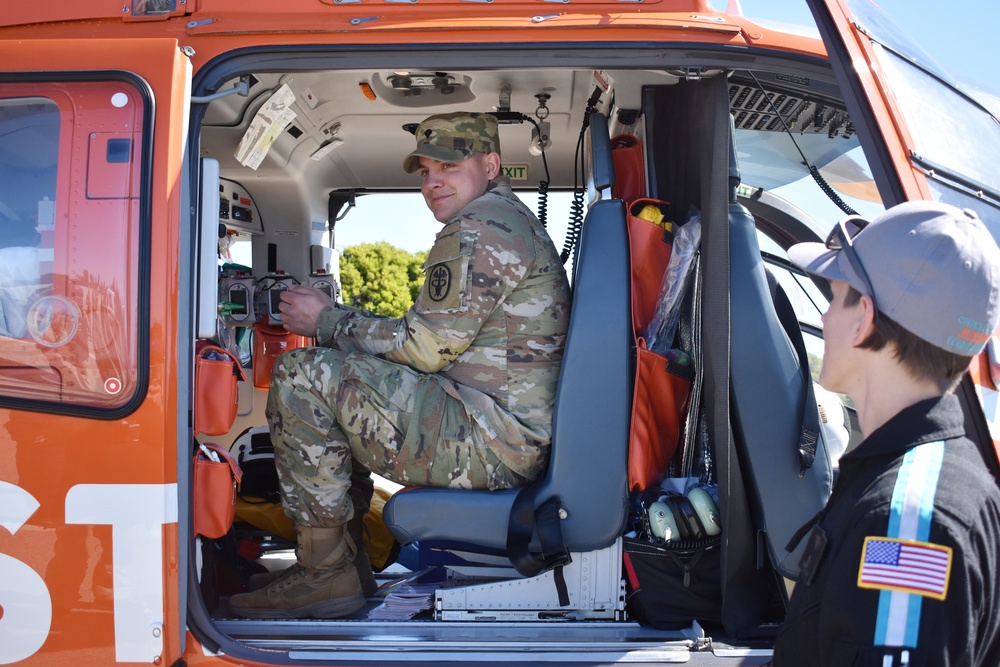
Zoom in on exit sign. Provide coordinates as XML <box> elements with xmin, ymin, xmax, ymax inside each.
<box><xmin>502</xmin><ymin>164</ymin><xmax>529</xmax><ymax>181</ymax></box>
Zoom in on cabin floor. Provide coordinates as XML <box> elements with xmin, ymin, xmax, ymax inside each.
<box><xmin>199</xmin><ymin>387</ymin><xmax>777</xmax><ymax>664</ymax></box>
<box><xmin>199</xmin><ymin>544</ymin><xmax>776</xmax><ymax>665</ymax></box>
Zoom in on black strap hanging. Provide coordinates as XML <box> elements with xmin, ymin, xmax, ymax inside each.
<box><xmin>506</xmin><ymin>484</ymin><xmax>572</xmax><ymax>606</ymax></box>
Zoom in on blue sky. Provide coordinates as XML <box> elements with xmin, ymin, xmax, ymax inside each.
<box><xmin>333</xmin><ymin>0</ymin><xmax>998</xmax><ymax>255</ymax></box>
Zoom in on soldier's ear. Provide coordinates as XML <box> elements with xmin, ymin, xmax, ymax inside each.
<box><xmin>483</xmin><ymin>152</ymin><xmax>501</xmax><ymax>180</ymax></box>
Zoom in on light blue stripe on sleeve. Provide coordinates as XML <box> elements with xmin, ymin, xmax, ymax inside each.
<box><xmin>873</xmin><ymin>441</ymin><xmax>945</xmax><ymax>648</ymax></box>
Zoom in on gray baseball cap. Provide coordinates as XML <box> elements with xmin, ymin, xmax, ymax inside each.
<box><xmin>788</xmin><ymin>201</ymin><xmax>1000</xmax><ymax>356</ymax></box>
<box><xmin>403</xmin><ymin>112</ymin><xmax>500</xmax><ymax>173</ymax></box>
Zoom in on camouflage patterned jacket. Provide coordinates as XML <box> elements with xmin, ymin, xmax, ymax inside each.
<box><xmin>316</xmin><ymin>177</ymin><xmax>571</xmax><ymax>480</ymax></box>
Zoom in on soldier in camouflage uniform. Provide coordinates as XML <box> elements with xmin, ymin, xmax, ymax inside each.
<box><xmin>229</xmin><ymin>111</ymin><xmax>572</xmax><ymax>619</ymax></box>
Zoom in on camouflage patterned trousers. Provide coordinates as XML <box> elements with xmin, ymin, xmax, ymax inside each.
<box><xmin>266</xmin><ymin>347</ymin><xmax>528</xmax><ymax>527</ymax></box>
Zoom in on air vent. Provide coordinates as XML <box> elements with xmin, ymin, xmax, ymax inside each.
<box><xmin>727</xmin><ymin>83</ymin><xmax>852</xmax><ymax>138</ymax></box>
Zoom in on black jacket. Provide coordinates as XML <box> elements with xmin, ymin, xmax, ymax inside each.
<box><xmin>773</xmin><ymin>394</ymin><xmax>1000</xmax><ymax>667</ymax></box>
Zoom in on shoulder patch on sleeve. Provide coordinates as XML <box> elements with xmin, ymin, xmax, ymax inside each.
<box><xmin>426</xmin><ymin>260</ymin><xmax>460</xmax><ymax>308</ymax></box>
<box><xmin>857</xmin><ymin>536</ymin><xmax>952</xmax><ymax>601</ymax></box>
<box><xmin>418</xmin><ymin>225</ymin><xmax>472</xmax><ymax>313</ymax></box>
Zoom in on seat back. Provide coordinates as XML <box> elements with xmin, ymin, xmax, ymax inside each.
<box><xmin>529</xmin><ymin>197</ymin><xmax>633</xmax><ymax>551</ymax></box>
<box><xmin>383</xmin><ymin>116</ymin><xmax>632</xmax><ymax>554</ymax></box>
<box><xmin>728</xmin><ymin>202</ymin><xmax>834</xmax><ymax>578</ymax></box>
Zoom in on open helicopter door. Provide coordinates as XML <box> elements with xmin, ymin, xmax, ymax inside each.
<box><xmin>0</xmin><ymin>36</ymin><xmax>193</xmax><ymax>665</ymax></box>
<box><xmin>806</xmin><ymin>0</ymin><xmax>1000</xmax><ymax>217</ymax></box>
<box><xmin>806</xmin><ymin>0</ymin><xmax>1000</xmax><ymax>472</ymax></box>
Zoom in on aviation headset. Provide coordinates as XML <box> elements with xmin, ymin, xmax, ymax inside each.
<box><xmin>232</xmin><ymin>425</ymin><xmax>282</xmax><ymax>504</ymax></box>
<box><xmin>647</xmin><ymin>486</ymin><xmax>721</xmax><ymax>543</ymax></box>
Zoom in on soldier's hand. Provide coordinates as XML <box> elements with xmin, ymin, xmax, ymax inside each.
<box><xmin>278</xmin><ymin>285</ymin><xmax>335</xmax><ymax>336</ymax></box>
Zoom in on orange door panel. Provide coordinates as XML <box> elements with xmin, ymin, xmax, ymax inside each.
<box><xmin>0</xmin><ymin>39</ymin><xmax>191</xmax><ymax>666</ymax></box>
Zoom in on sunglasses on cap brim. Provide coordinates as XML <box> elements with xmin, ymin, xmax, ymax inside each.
<box><xmin>824</xmin><ymin>215</ymin><xmax>879</xmax><ymax>319</ymax></box>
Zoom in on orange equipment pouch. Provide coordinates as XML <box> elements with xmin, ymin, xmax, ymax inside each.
<box><xmin>194</xmin><ymin>343</ymin><xmax>246</xmax><ymax>436</ymax></box>
<box><xmin>611</xmin><ymin>134</ymin><xmax>646</xmax><ymax>205</ymax></box>
<box><xmin>193</xmin><ymin>441</ymin><xmax>243</xmax><ymax>539</ymax></box>
<box><xmin>628</xmin><ymin>199</ymin><xmax>675</xmax><ymax>334</ymax></box>
<box><xmin>630</xmin><ymin>339</ymin><xmax>695</xmax><ymax>490</ymax></box>
<box><xmin>252</xmin><ymin>318</ymin><xmax>312</xmax><ymax>388</ymax></box>
<box><xmin>626</xmin><ymin>199</ymin><xmax>693</xmax><ymax>490</ymax></box>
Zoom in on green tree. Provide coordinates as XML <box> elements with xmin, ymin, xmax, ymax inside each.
<box><xmin>340</xmin><ymin>242</ymin><xmax>426</xmax><ymax>318</ymax></box>
<box><xmin>409</xmin><ymin>250</ymin><xmax>428</xmax><ymax>304</ymax></box>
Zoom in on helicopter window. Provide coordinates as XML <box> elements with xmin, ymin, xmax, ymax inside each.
<box><xmin>0</xmin><ymin>81</ymin><xmax>147</xmax><ymax>414</ymax></box>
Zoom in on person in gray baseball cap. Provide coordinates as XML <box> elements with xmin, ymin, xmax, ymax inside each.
<box><xmin>772</xmin><ymin>201</ymin><xmax>1000</xmax><ymax>667</ymax></box>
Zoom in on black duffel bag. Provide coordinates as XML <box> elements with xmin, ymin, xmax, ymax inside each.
<box><xmin>623</xmin><ymin>533</ymin><xmax>722</xmax><ymax>629</ymax></box>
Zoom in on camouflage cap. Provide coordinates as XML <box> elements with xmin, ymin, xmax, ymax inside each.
<box><xmin>403</xmin><ymin>112</ymin><xmax>501</xmax><ymax>173</ymax></box>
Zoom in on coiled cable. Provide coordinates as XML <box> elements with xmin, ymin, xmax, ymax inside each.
<box><xmin>747</xmin><ymin>71</ymin><xmax>858</xmax><ymax>217</ymax></box>
<box><xmin>559</xmin><ymin>87</ymin><xmax>602</xmax><ymax>266</ymax></box>
<box><xmin>516</xmin><ymin>113</ymin><xmax>552</xmax><ymax>228</ymax></box>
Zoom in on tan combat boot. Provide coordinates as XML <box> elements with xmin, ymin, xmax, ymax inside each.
<box><xmin>248</xmin><ymin>489</ymin><xmax>378</xmax><ymax>597</ymax></box>
<box><xmin>247</xmin><ymin>510</ymin><xmax>378</xmax><ymax>597</ymax></box>
<box><xmin>229</xmin><ymin>524</ymin><xmax>365</xmax><ymax>619</ymax></box>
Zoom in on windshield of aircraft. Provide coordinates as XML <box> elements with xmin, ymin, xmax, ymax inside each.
<box><xmin>725</xmin><ymin>71</ymin><xmax>884</xmax><ymax>240</ymax></box>
<box><xmin>736</xmin><ymin>127</ymin><xmax>882</xmax><ymax>236</ymax></box>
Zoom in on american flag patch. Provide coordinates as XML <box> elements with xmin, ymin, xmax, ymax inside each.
<box><xmin>857</xmin><ymin>536</ymin><xmax>952</xmax><ymax>600</ymax></box>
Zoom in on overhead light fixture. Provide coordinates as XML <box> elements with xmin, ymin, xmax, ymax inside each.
<box><xmin>386</xmin><ymin>72</ymin><xmax>460</xmax><ymax>96</ymax></box>
<box><xmin>529</xmin><ymin>121</ymin><xmax>551</xmax><ymax>156</ymax></box>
